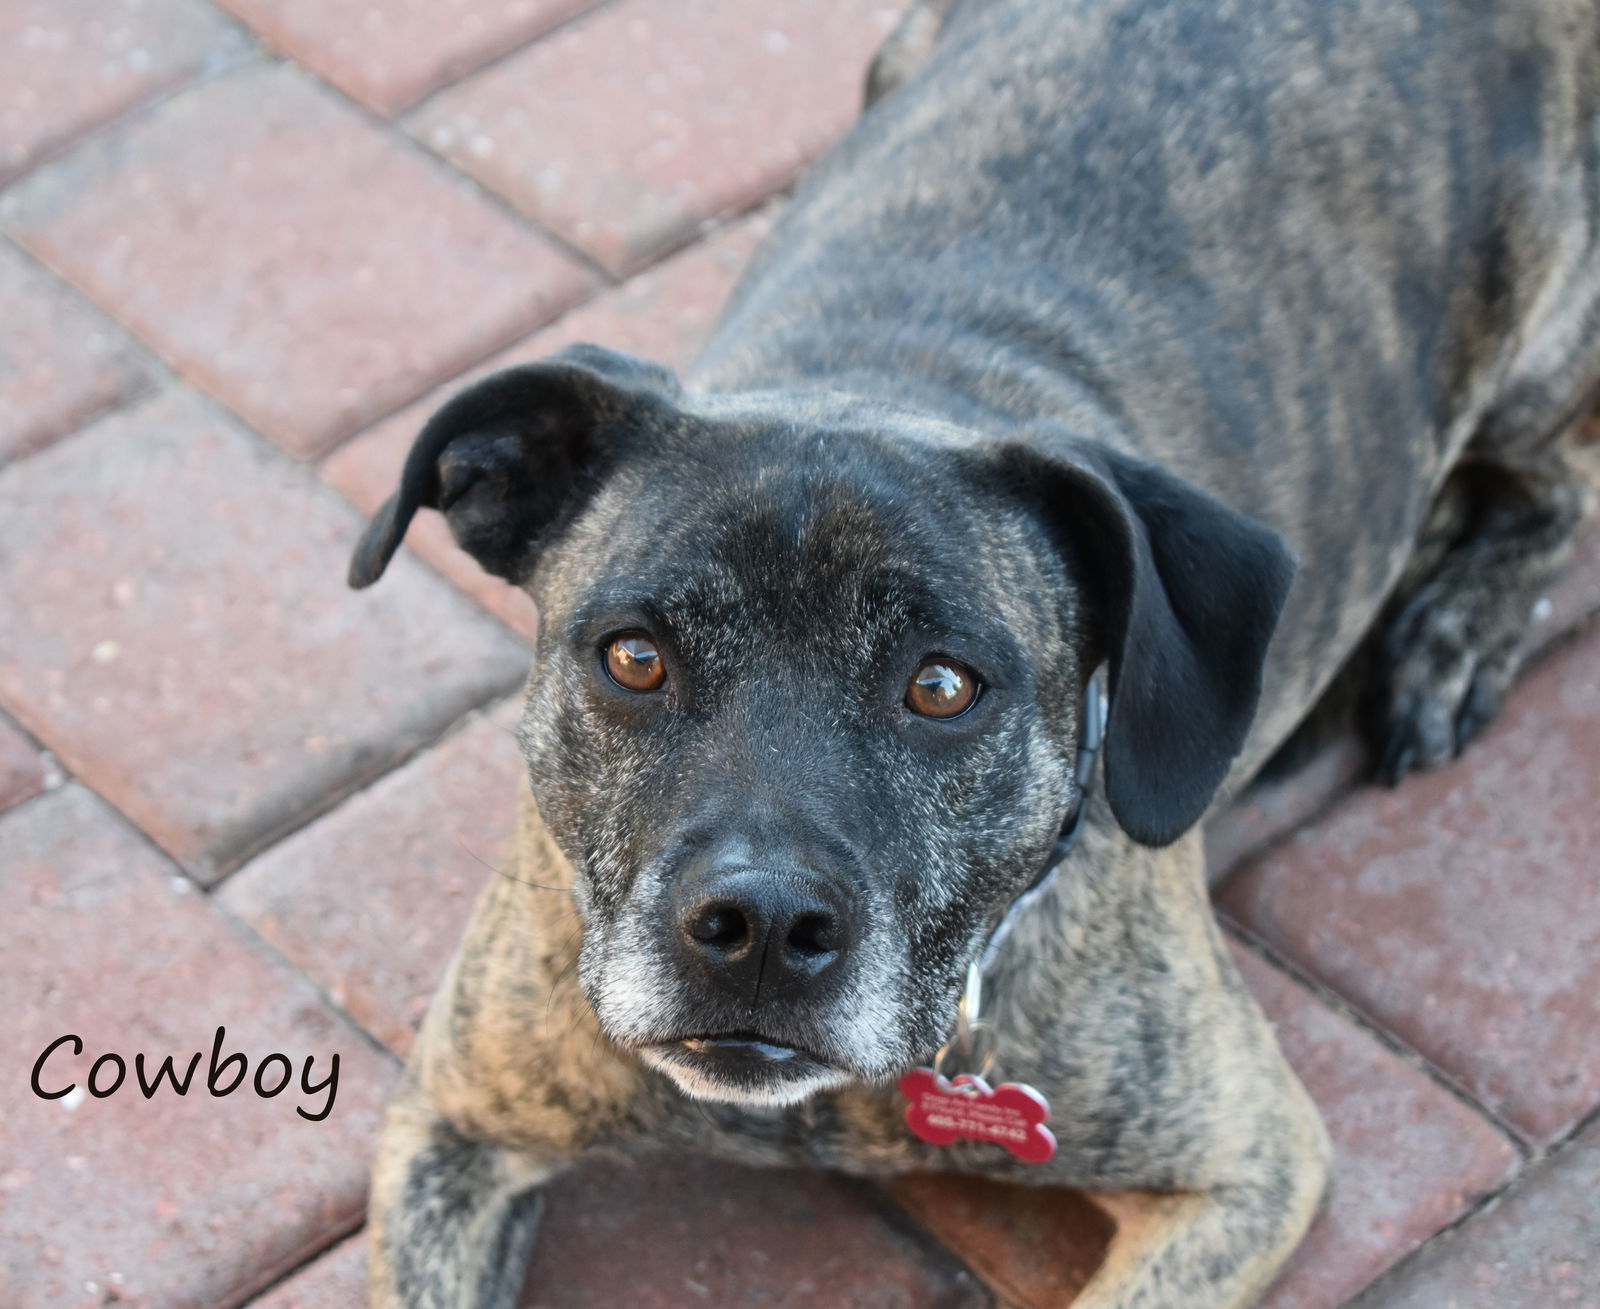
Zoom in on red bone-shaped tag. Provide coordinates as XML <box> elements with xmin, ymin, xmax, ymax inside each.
<box><xmin>898</xmin><ymin>1068</ymin><xmax>1057</xmax><ymax>1164</ymax></box>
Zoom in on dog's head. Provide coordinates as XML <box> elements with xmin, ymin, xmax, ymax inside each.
<box><xmin>351</xmin><ymin>345</ymin><xmax>1293</xmax><ymax>1106</ymax></box>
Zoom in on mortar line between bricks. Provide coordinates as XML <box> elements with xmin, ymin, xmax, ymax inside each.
<box><xmin>0</xmin><ymin>374</ymin><xmax>162</xmax><ymax>472</ymax></box>
<box><xmin>208</xmin><ymin>894</ymin><xmax>405</xmax><ymax>1071</ymax></box>
<box><xmin>608</xmin><ymin>182</ymin><xmax>799</xmax><ymax>297</ymax></box>
<box><xmin>1337</xmin><ymin>1097</ymin><xmax>1600</xmax><ymax>1308</ymax></box>
<box><xmin>0</xmin><ymin>226</ymin><xmax>292</xmax><ymax>458</ymax></box>
<box><xmin>312</xmin><ymin>189</ymin><xmax>783</xmax><ymax>466</ymax></box>
<box><xmin>0</xmin><ymin>372</ymin><xmax>534</xmax><ymax>888</ymax></box>
<box><xmin>0</xmin><ymin>701</ymin><xmax>57</xmax><ymax>760</ymax></box>
<box><xmin>0</xmin><ymin>774</ymin><xmax>69</xmax><ymax>824</ymax></box>
<box><xmin>225</xmin><ymin>1209</ymin><xmax>366</xmax><ymax>1305</ymax></box>
<box><xmin>387</xmin><ymin>51</ymin><xmax>814</xmax><ymax>286</ymax></box>
<box><xmin>0</xmin><ymin>719</ymin><xmax>186</xmax><ymax>881</ymax></box>
<box><xmin>0</xmin><ymin>234</ymin><xmax>180</xmax><ymax>469</ymax></box>
<box><xmin>4</xmin><ymin>205</ymin><xmax>595</xmax><ymax>467</ymax></box>
<box><xmin>1219</xmin><ymin>916</ymin><xmax>1535</xmax><ymax>1155</ymax></box>
<box><xmin>1337</xmin><ymin>1176</ymin><xmax>1515</xmax><ymax>1308</ymax></box>
<box><xmin>202</xmin><ymin>677</ymin><xmax>529</xmax><ymax>887</ymax></box>
<box><xmin>393</xmin><ymin>0</ymin><xmax>965</xmax><ymax>286</ymax></box>
<box><xmin>1209</xmin><ymin>568</ymin><xmax>1600</xmax><ymax>896</ymax></box>
<box><xmin>208</xmin><ymin>688</ymin><xmax>526</xmax><ymax>892</ymax></box>
<box><xmin>274</xmin><ymin>50</ymin><xmax>624</xmax><ymax>289</ymax></box>
<box><xmin>300</xmin><ymin>271</ymin><xmax>606</xmax><ymax>460</ymax></box>
<box><xmin>0</xmin><ymin>707</ymin><xmax>75</xmax><ymax>821</ymax></box>
<box><xmin>0</xmin><ymin>36</ymin><xmax>261</xmax><ymax>199</ymax></box>
<box><xmin>305</xmin><ymin>266</ymin><xmax>612</xmax><ymax>461</ymax></box>
<box><xmin>0</xmin><ymin>427</ymin><xmax>527</xmax><ymax>889</ymax></box>
<box><xmin>0</xmin><ymin>363</ymin><xmax>534</xmax><ymax>672</ymax></box>
<box><xmin>0</xmin><ymin>53</ymin><xmax>600</xmax><ymax>465</ymax></box>
<box><xmin>0</xmin><ymin>364</ymin><xmax>537</xmax><ymax>864</ymax></box>
<box><xmin>849</xmin><ymin>1177</ymin><xmax>997</xmax><ymax>1308</ymax></box>
<box><xmin>235</xmin><ymin>1223</ymin><xmax>368</xmax><ymax>1309</ymax></box>
<box><xmin>217</xmin><ymin>1211</ymin><xmax>368</xmax><ymax>1309</ymax></box>
<box><xmin>0</xmin><ymin>770</ymin><xmax>407</xmax><ymax>1084</ymax></box>
<box><xmin>395</xmin><ymin>0</ymin><xmax>631</xmax><ymax>121</ymax></box>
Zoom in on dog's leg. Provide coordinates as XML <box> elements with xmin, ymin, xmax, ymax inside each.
<box><xmin>1372</xmin><ymin>441</ymin><xmax>1593</xmax><ymax>783</ymax></box>
<box><xmin>368</xmin><ymin>799</ymin><xmax>656</xmax><ymax>1309</ymax></box>
<box><xmin>368</xmin><ymin>1074</ymin><xmax>558</xmax><ymax>1309</ymax></box>
<box><xmin>1076</xmin><ymin>1175</ymin><xmax>1324</xmax><ymax>1309</ymax></box>
<box><xmin>863</xmin><ymin>0</ymin><xmax>957</xmax><ymax>109</ymax></box>
<box><xmin>1061</xmin><ymin>839</ymin><xmax>1329</xmax><ymax>1307</ymax></box>
<box><xmin>1371</xmin><ymin>141</ymin><xmax>1600</xmax><ymax>784</ymax></box>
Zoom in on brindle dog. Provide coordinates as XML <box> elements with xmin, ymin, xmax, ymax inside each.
<box><xmin>348</xmin><ymin>0</ymin><xmax>1598</xmax><ymax>1303</ymax></box>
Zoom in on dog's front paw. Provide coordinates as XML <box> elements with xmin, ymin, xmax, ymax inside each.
<box><xmin>1370</xmin><ymin>581</ymin><xmax>1522</xmax><ymax>785</ymax></box>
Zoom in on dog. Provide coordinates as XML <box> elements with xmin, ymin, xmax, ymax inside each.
<box><xmin>347</xmin><ymin>0</ymin><xmax>1598</xmax><ymax>1303</ymax></box>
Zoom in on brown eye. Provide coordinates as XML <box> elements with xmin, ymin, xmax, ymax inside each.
<box><xmin>906</xmin><ymin>659</ymin><xmax>978</xmax><ymax>719</ymax></box>
<box><xmin>605</xmin><ymin>631</ymin><xmax>666</xmax><ymax>692</ymax></box>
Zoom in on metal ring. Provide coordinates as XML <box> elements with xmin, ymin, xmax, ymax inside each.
<box><xmin>933</xmin><ymin>1021</ymin><xmax>997</xmax><ymax>1082</ymax></box>
<box><xmin>955</xmin><ymin>959</ymin><xmax>985</xmax><ymax>1041</ymax></box>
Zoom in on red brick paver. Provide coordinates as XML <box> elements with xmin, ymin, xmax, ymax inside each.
<box><xmin>0</xmin><ymin>0</ymin><xmax>249</xmax><ymax>184</ymax></box>
<box><xmin>1220</xmin><ymin>624</ymin><xmax>1600</xmax><ymax>1145</ymax></box>
<box><xmin>1359</xmin><ymin>1117</ymin><xmax>1600</xmax><ymax>1307</ymax></box>
<box><xmin>0</xmin><ymin>386</ymin><xmax>528</xmax><ymax>882</ymax></box>
<box><xmin>214</xmin><ymin>0</ymin><xmax>604</xmax><ymax>116</ymax></box>
<box><xmin>1231</xmin><ymin>944</ymin><xmax>1519</xmax><ymax>1307</ymax></box>
<box><xmin>0</xmin><ymin>237</ymin><xmax>154</xmax><ymax>463</ymax></box>
<box><xmin>408</xmin><ymin>0</ymin><xmax>901</xmax><ymax>273</ymax></box>
<box><xmin>248</xmin><ymin>1234</ymin><xmax>370</xmax><ymax>1309</ymax></box>
<box><xmin>519</xmin><ymin>1155</ymin><xmax>984</xmax><ymax>1308</ymax></box>
<box><xmin>321</xmin><ymin>207</ymin><xmax>774</xmax><ymax>637</ymax></box>
<box><xmin>0</xmin><ymin>785</ymin><xmax>396</xmax><ymax>1309</ymax></box>
<box><xmin>1205</xmin><ymin>734</ymin><xmax>1367</xmax><ymax>884</ymax></box>
<box><xmin>2</xmin><ymin>61</ymin><xmax>597</xmax><ymax>458</ymax></box>
<box><xmin>220</xmin><ymin>703</ymin><xmax>526</xmax><ymax>1057</ymax></box>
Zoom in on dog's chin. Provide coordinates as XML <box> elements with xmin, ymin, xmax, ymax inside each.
<box><xmin>634</xmin><ymin>1037</ymin><xmax>856</xmax><ymax>1108</ymax></box>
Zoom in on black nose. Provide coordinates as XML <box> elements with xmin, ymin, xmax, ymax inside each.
<box><xmin>676</xmin><ymin>866</ymin><xmax>852</xmax><ymax>1006</ymax></box>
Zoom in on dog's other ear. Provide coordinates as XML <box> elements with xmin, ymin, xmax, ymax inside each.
<box><xmin>348</xmin><ymin>344</ymin><xmax>681</xmax><ymax>589</ymax></box>
<box><xmin>1000</xmin><ymin>440</ymin><xmax>1296</xmax><ymax>847</ymax></box>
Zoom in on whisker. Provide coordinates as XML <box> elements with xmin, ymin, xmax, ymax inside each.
<box><xmin>543</xmin><ymin>922</ymin><xmax>587</xmax><ymax>1033</ymax></box>
<box><xmin>455</xmin><ymin>835</ymin><xmax>568</xmax><ymax>892</ymax></box>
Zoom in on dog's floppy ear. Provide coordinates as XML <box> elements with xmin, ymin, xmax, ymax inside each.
<box><xmin>348</xmin><ymin>344</ymin><xmax>681</xmax><ymax>589</ymax></box>
<box><xmin>1001</xmin><ymin>439</ymin><xmax>1296</xmax><ymax>847</ymax></box>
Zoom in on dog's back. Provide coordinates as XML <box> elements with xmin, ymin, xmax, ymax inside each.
<box><xmin>696</xmin><ymin>0</ymin><xmax>1600</xmax><ymax>772</ymax></box>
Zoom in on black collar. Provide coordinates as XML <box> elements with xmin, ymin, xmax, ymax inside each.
<box><xmin>976</xmin><ymin>673</ymin><xmax>1105</xmax><ymax>973</ymax></box>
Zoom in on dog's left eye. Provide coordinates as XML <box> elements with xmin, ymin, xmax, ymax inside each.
<box><xmin>906</xmin><ymin>658</ymin><xmax>979</xmax><ymax>718</ymax></box>
<box><xmin>604</xmin><ymin>631</ymin><xmax>667</xmax><ymax>692</ymax></box>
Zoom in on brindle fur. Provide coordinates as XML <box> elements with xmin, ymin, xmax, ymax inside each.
<box><xmin>354</xmin><ymin>1</ymin><xmax>1600</xmax><ymax>1304</ymax></box>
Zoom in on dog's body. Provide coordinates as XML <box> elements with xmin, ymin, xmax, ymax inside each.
<box><xmin>352</xmin><ymin>2</ymin><xmax>1598</xmax><ymax>1305</ymax></box>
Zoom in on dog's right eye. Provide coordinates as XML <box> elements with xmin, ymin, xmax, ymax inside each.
<box><xmin>604</xmin><ymin>631</ymin><xmax>667</xmax><ymax>692</ymax></box>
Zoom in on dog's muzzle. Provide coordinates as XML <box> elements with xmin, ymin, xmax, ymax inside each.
<box><xmin>636</xmin><ymin>851</ymin><xmax>858</xmax><ymax>1100</ymax></box>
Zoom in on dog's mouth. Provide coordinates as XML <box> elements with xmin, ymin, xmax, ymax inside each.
<box><xmin>633</xmin><ymin>1031</ymin><xmax>851</xmax><ymax>1106</ymax></box>
<box><xmin>678</xmin><ymin>1030</ymin><xmax>835</xmax><ymax>1066</ymax></box>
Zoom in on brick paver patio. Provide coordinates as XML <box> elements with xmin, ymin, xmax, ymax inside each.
<box><xmin>1</xmin><ymin>4</ymin><xmax>1597</xmax><ymax>1306</ymax></box>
